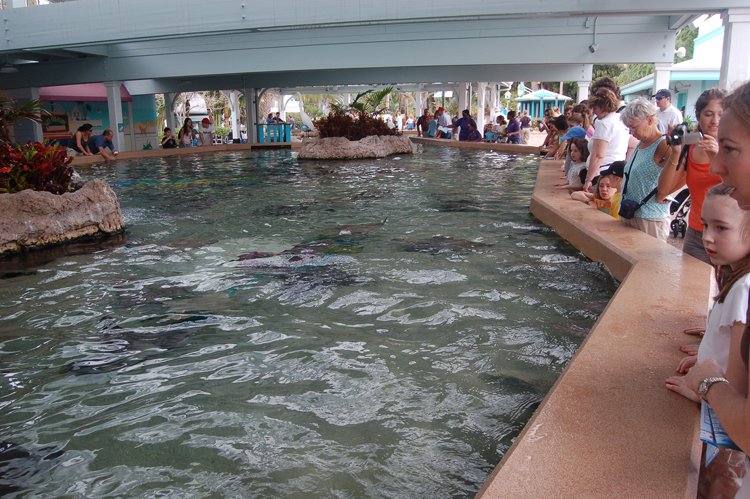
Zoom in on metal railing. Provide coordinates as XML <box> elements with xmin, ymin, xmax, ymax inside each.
<box><xmin>256</xmin><ymin>123</ymin><xmax>291</xmax><ymax>143</ymax></box>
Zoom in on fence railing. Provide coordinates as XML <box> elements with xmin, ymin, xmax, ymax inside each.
<box><xmin>256</xmin><ymin>123</ymin><xmax>291</xmax><ymax>143</ymax></box>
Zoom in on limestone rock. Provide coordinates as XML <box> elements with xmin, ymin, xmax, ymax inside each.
<box><xmin>0</xmin><ymin>179</ymin><xmax>125</xmax><ymax>254</ymax></box>
<box><xmin>297</xmin><ymin>134</ymin><xmax>413</xmax><ymax>159</ymax></box>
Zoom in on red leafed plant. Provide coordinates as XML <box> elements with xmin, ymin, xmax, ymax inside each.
<box><xmin>314</xmin><ymin>86</ymin><xmax>399</xmax><ymax>141</ymax></box>
<box><xmin>0</xmin><ymin>97</ymin><xmax>73</xmax><ymax>195</ymax></box>
<box><xmin>0</xmin><ymin>141</ymin><xmax>74</xmax><ymax>195</ymax></box>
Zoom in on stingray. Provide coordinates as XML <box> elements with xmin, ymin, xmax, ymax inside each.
<box><xmin>0</xmin><ymin>441</ymin><xmax>65</xmax><ymax>496</ymax></box>
<box><xmin>320</xmin><ymin>220</ymin><xmax>387</xmax><ymax>236</ymax></box>
<box><xmin>254</xmin><ymin>203</ymin><xmax>313</xmax><ymax>216</ymax></box>
<box><xmin>237</xmin><ymin>239</ymin><xmax>362</xmax><ymax>268</ymax></box>
<box><xmin>392</xmin><ymin>236</ymin><xmax>492</xmax><ymax>254</ymax></box>
<box><xmin>437</xmin><ymin>198</ymin><xmax>482</xmax><ymax>212</ymax></box>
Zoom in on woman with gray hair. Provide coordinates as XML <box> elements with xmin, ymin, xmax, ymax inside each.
<box><xmin>617</xmin><ymin>97</ymin><xmax>683</xmax><ymax>241</ymax></box>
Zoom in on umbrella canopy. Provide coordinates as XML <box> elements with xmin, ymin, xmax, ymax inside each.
<box><xmin>514</xmin><ymin>89</ymin><xmax>572</xmax><ymax>102</ymax></box>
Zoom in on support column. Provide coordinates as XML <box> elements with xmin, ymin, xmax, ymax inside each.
<box><xmin>280</xmin><ymin>94</ymin><xmax>287</xmax><ymax>121</ymax></box>
<box><xmin>490</xmin><ymin>83</ymin><xmax>499</xmax><ymax>120</ymax></box>
<box><xmin>229</xmin><ymin>90</ymin><xmax>240</xmax><ymax>141</ymax></box>
<box><xmin>164</xmin><ymin>93</ymin><xmax>177</xmax><ymax>132</ymax></box>
<box><xmin>104</xmin><ymin>81</ymin><xmax>125</xmax><ymax>151</ymax></box>
<box><xmin>415</xmin><ymin>91</ymin><xmax>423</xmax><ymax>118</ymax></box>
<box><xmin>127</xmin><ymin>101</ymin><xmax>135</xmax><ymax>152</ymax></box>
<box><xmin>577</xmin><ymin>81</ymin><xmax>590</xmax><ymax>103</ymax></box>
<box><xmin>720</xmin><ymin>8</ymin><xmax>750</xmax><ymax>90</ymax></box>
<box><xmin>652</xmin><ymin>63</ymin><xmax>672</xmax><ymax>98</ymax></box>
<box><xmin>476</xmin><ymin>82</ymin><xmax>487</xmax><ymax>134</ymax></box>
<box><xmin>243</xmin><ymin>87</ymin><xmax>258</xmax><ymax>144</ymax></box>
<box><xmin>457</xmin><ymin>82</ymin><xmax>468</xmax><ymax>114</ymax></box>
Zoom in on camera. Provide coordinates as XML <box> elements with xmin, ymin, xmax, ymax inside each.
<box><xmin>667</xmin><ymin>123</ymin><xmax>703</xmax><ymax>146</ymax></box>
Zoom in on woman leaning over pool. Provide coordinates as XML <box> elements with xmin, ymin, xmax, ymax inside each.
<box><xmin>616</xmin><ymin>97</ymin><xmax>682</xmax><ymax>241</ymax></box>
<box><xmin>685</xmin><ymin>80</ymin><xmax>750</xmax><ymax>499</ymax></box>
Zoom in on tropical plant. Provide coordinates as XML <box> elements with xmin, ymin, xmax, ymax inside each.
<box><xmin>0</xmin><ymin>141</ymin><xmax>73</xmax><ymax>194</ymax></box>
<box><xmin>0</xmin><ymin>97</ymin><xmax>74</xmax><ymax>194</ymax></box>
<box><xmin>316</xmin><ymin>86</ymin><xmax>398</xmax><ymax>141</ymax></box>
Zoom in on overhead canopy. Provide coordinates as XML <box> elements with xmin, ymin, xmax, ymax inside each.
<box><xmin>39</xmin><ymin>83</ymin><xmax>132</xmax><ymax>102</ymax></box>
<box><xmin>514</xmin><ymin>89</ymin><xmax>572</xmax><ymax>102</ymax></box>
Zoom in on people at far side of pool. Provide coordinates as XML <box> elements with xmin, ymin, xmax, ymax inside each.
<box><xmin>88</xmin><ymin>128</ymin><xmax>119</xmax><ymax>161</ymax></box>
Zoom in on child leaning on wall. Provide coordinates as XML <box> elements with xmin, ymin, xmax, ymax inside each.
<box><xmin>666</xmin><ymin>184</ymin><xmax>750</xmax><ymax>498</ymax></box>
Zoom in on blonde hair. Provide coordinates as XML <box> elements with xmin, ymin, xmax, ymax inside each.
<box><xmin>705</xmin><ymin>184</ymin><xmax>750</xmax><ymax>303</ymax></box>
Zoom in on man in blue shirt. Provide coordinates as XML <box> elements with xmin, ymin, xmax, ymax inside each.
<box><xmin>88</xmin><ymin>129</ymin><xmax>118</xmax><ymax>161</ymax></box>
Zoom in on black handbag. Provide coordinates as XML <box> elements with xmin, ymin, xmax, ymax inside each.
<box><xmin>618</xmin><ymin>148</ymin><xmax>658</xmax><ymax>220</ymax></box>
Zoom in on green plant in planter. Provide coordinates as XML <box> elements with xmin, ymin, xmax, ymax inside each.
<box><xmin>315</xmin><ymin>87</ymin><xmax>399</xmax><ymax>141</ymax></box>
<box><xmin>0</xmin><ymin>97</ymin><xmax>74</xmax><ymax>195</ymax></box>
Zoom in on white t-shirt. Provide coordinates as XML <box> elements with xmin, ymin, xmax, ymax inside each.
<box><xmin>698</xmin><ymin>273</ymin><xmax>750</xmax><ymax>370</ymax></box>
<box><xmin>200</xmin><ymin>123</ymin><xmax>216</xmax><ymax>145</ymax></box>
<box><xmin>567</xmin><ymin>161</ymin><xmax>586</xmax><ymax>187</ymax></box>
<box><xmin>656</xmin><ymin>105</ymin><xmax>683</xmax><ymax>132</ymax></box>
<box><xmin>587</xmin><ymin>112</ymin><xmax>629</xmax><ymax>175</ymax></box>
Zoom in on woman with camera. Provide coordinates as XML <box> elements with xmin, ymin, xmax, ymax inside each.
<box><xmin>617</xmin><ymin>98</ymin><xmax>683</xmax><ymax>241</ymax></box>
<box><xmin>658</xmin><ymin>88</ymin><xmax>726</xmax><ymax>263</ymax></box>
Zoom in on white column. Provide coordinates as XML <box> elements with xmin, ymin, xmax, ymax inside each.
<box><xmin>577</xmin><ymin>81</ymin><xmax>590</xmax><ymax>103</ymax></box>
<box><xmin>344</xmin><ymin>93</ymin><xmax>351</xmax><ymax>105</ymax></box>
<box><xmin>720</xmin><ymin>8</ymin><xmax>750</xmax><ymax>91</ymax></box>
<box><xmin>490</xmin><ymin>82</ymin><xmax>499</xmax><ymax>119</ymax></box>
<box><xmin>457</xmin><ymin>82</ymin><xmax>468</xmax><ymax>114</ymax></box>
<box><xmin>652</xmin><ymin>63</ymin><xmax>672</xmax><ymax>98</ymax></box>
<box><xmin>164</xmin><ymin>93</ymin><xmax>177</xmax><ymax>132</ymax></box>
<box><xmin>104</xmin><ymin>81</ymin><xmax>125</xmax><ymax>151</ymax></box>
<box><xmin>127</xmin><ymin>101</ymin><xmax>135</xmax><ymax>152</ymax></box>
<box><xmin>476</xmin><ymin>82</ymin><xmax>487</xmax><ymax>134</ymax></box>
<box><xmin>243</xmin><ymin>87</ymin><xmax>258</xmax><ymax>143</ymax></box>
<box><xmin>229</xmin><ymin>90</ymin><xmax>240</xmax><ymax>141</ymax></box>
<box><xmin>415</xmin><ymin>92</ymin><xmax>423</xmax><ymax>118</ymax></box>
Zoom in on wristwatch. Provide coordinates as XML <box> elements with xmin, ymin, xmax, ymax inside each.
<box><xmin>697</xmin><ymin>377</ymin><xmax>729</xmax><ymax>402</ymax></box>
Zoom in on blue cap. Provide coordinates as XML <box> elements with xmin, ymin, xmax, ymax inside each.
<box><xmin>560</xmin><ymin>126</ymin><xmax>587</xmax><ymax>141</ymax></box>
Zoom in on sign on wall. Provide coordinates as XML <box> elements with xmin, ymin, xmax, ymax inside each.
<box><xmin>42</xmin><ymin>112</ymin><xmax>69</xmax><ymax>134</ymax></box>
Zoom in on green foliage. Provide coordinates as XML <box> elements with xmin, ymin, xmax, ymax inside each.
<box><xmin>616</xmin><ymin>64</ymin><xmax>655</xmax><ymax>87</ymax></box>
<box><xmin>593</xmin><ymin>64</ymin><xmax>624</xmax><ymax>82</ymax></box>
<box><xmin>675</xmin><ymin>26</ymin><xmax>698</xmax><ymax>63</ymax></box>
<box><xmin>214</xmin><ymin>126</ymin><xmax>231</xmax><ymax>138</ymax></box>
<box><xmin>0</xmin><ymin>142</ymin><xmax>74</xmax><ymax>194</ymax></box>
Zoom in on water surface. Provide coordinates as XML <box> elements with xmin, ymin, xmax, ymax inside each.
<box><xmin>0</xmin><ymin>146</ymin><xmax>616</xmax><ymax>498</ymax></box>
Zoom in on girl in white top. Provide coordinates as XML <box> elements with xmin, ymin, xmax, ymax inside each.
<box><xmin>667</xmin><ymin>185</ymin><xmax>750</xmax><ymax>401</ymax></box>
<box><xmin>554</xmin><ymin>138</ymin><xmax>589</xmax><ymax>191</ymax></box>
<box><xmin>666</xmin><ymin>185</ymin><xmax>750</xmax><ymax>498</ymax></box>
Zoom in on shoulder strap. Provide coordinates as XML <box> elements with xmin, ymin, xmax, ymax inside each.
<box><xmin>621</xmin><ymin>146</ymin><xmax>640</xmax><ymax>198</ymax></box>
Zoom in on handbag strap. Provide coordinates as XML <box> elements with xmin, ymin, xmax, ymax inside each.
<box><xmin>621</xmin><ymin>143</ymin><xmax>658</xmax><ymax>212</ymax></box>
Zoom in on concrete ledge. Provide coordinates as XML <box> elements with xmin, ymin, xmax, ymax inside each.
<box><xmin>409</xmin><ymin>136</ymin><xmax>540</xmax><ymax>154</ymax></box>
<box><xmin>70</xmin><ymin>142</ymin><xmax>299</xmax><ymax>166</ymax></box>
<box><xmin>477</xmin><ymin>160</ymin><xmax>711</xmax><ymax>498</ymax></box>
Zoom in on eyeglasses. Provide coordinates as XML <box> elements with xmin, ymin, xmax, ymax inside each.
<box><xmin>655</xmin><ymin>97</ymin><xmax>665</xmax><ymax>100</ymax></box>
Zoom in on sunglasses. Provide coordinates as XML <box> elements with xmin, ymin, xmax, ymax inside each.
<box><xmin>655</xmin><ymin>96</ymin><xmax>665</xmax><ymax>100</ymax></box>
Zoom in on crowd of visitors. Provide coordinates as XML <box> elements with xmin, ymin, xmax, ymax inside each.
<box><xmin>546</xmin><ymin>76</ymin><xmax>750</xmax><ymax>497</ymax></box>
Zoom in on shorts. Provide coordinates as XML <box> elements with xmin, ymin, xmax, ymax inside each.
<box><xmin>620</xmin><ymin>216</ymin><xmax>670</xmax><ymax>242</ymax></box>
<box><xmin>683</xmin><ymin>226</ymin><xmax>711</xmax><ymax>264</ymax></box>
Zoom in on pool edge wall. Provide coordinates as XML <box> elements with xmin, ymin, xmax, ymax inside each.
<box><xmin>476</xmin><ymin>159</ymin><xmax>710</xmax><ymax>499</ymax></box>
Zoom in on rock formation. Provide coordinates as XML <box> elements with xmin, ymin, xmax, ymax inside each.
<box><xmin>297</xmin><ymin>134</ymin><xmax>413</xmax><ymax>159</ymax></box>
<box><xmin>0</xmin><ymin>179</ymin><xmax>124</xmax><ymax>254</ymax></box>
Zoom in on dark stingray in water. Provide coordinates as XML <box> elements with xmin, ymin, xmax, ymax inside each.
<box><xmin>255</xmin><ymin>203</ymin><xmax>313</xmax><ymax>216</ymax></box>
<box><xmin>237</xmin><ymin>239</ymin><xmax>362</xmax><ymax>268</ymax></box>
<box><xmin>437</xmin><ymin>198</ymin><xmax>482</xmax><ymax>212</ymax></box>
<box><xmin>392</xmin><ymin>236</ymin><xmax>492</xmax><ymax>254</ymax></box>
<box><xmin>257</xmin><ymin>265</ymin><xmax>371</xmax><ymax>304</ymax></box>
<box><xmin>0</xmin><ymin>441</ymin><xmax>64</xmax><ymax>495</ymax></box>
<box><xmin>64</xmin><ymin>316</ymin><xmax>196</xmax><ymax>375</ymax></box>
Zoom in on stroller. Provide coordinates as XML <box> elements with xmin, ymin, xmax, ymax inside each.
<box><xmin>669</xmin><ymin>187</ymin><xmax>691</xmax><ymax>239</ymax></box>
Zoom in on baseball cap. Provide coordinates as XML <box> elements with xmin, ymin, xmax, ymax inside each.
<box><xmin>201</xmin><ymin>117</ymin><xmax>211</xmax><ymax>125</ymax></box>
<box><xmin>437</xmin><ymin>107</ymin><xmax>445</xmax><ymax>112</ymax></box>
<box><xmin>560</xmin><ymin>126</ymin><xmax>586</xmax><ymax>141</ymax></box>
<box><xmin>651</xmin><ymin>89</ymin><xmax>671</xmax><ymax>99</ymax></box>
<box><xmin>600</xmin><ymin>161</ymin><xmax>626</xmax><ymax>178</ymax></box>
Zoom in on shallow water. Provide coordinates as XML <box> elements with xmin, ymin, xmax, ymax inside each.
<box><xmin>0</xmin><ymin>146</ymin><xmax>616</xmax><ymax>498</ymax></box>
